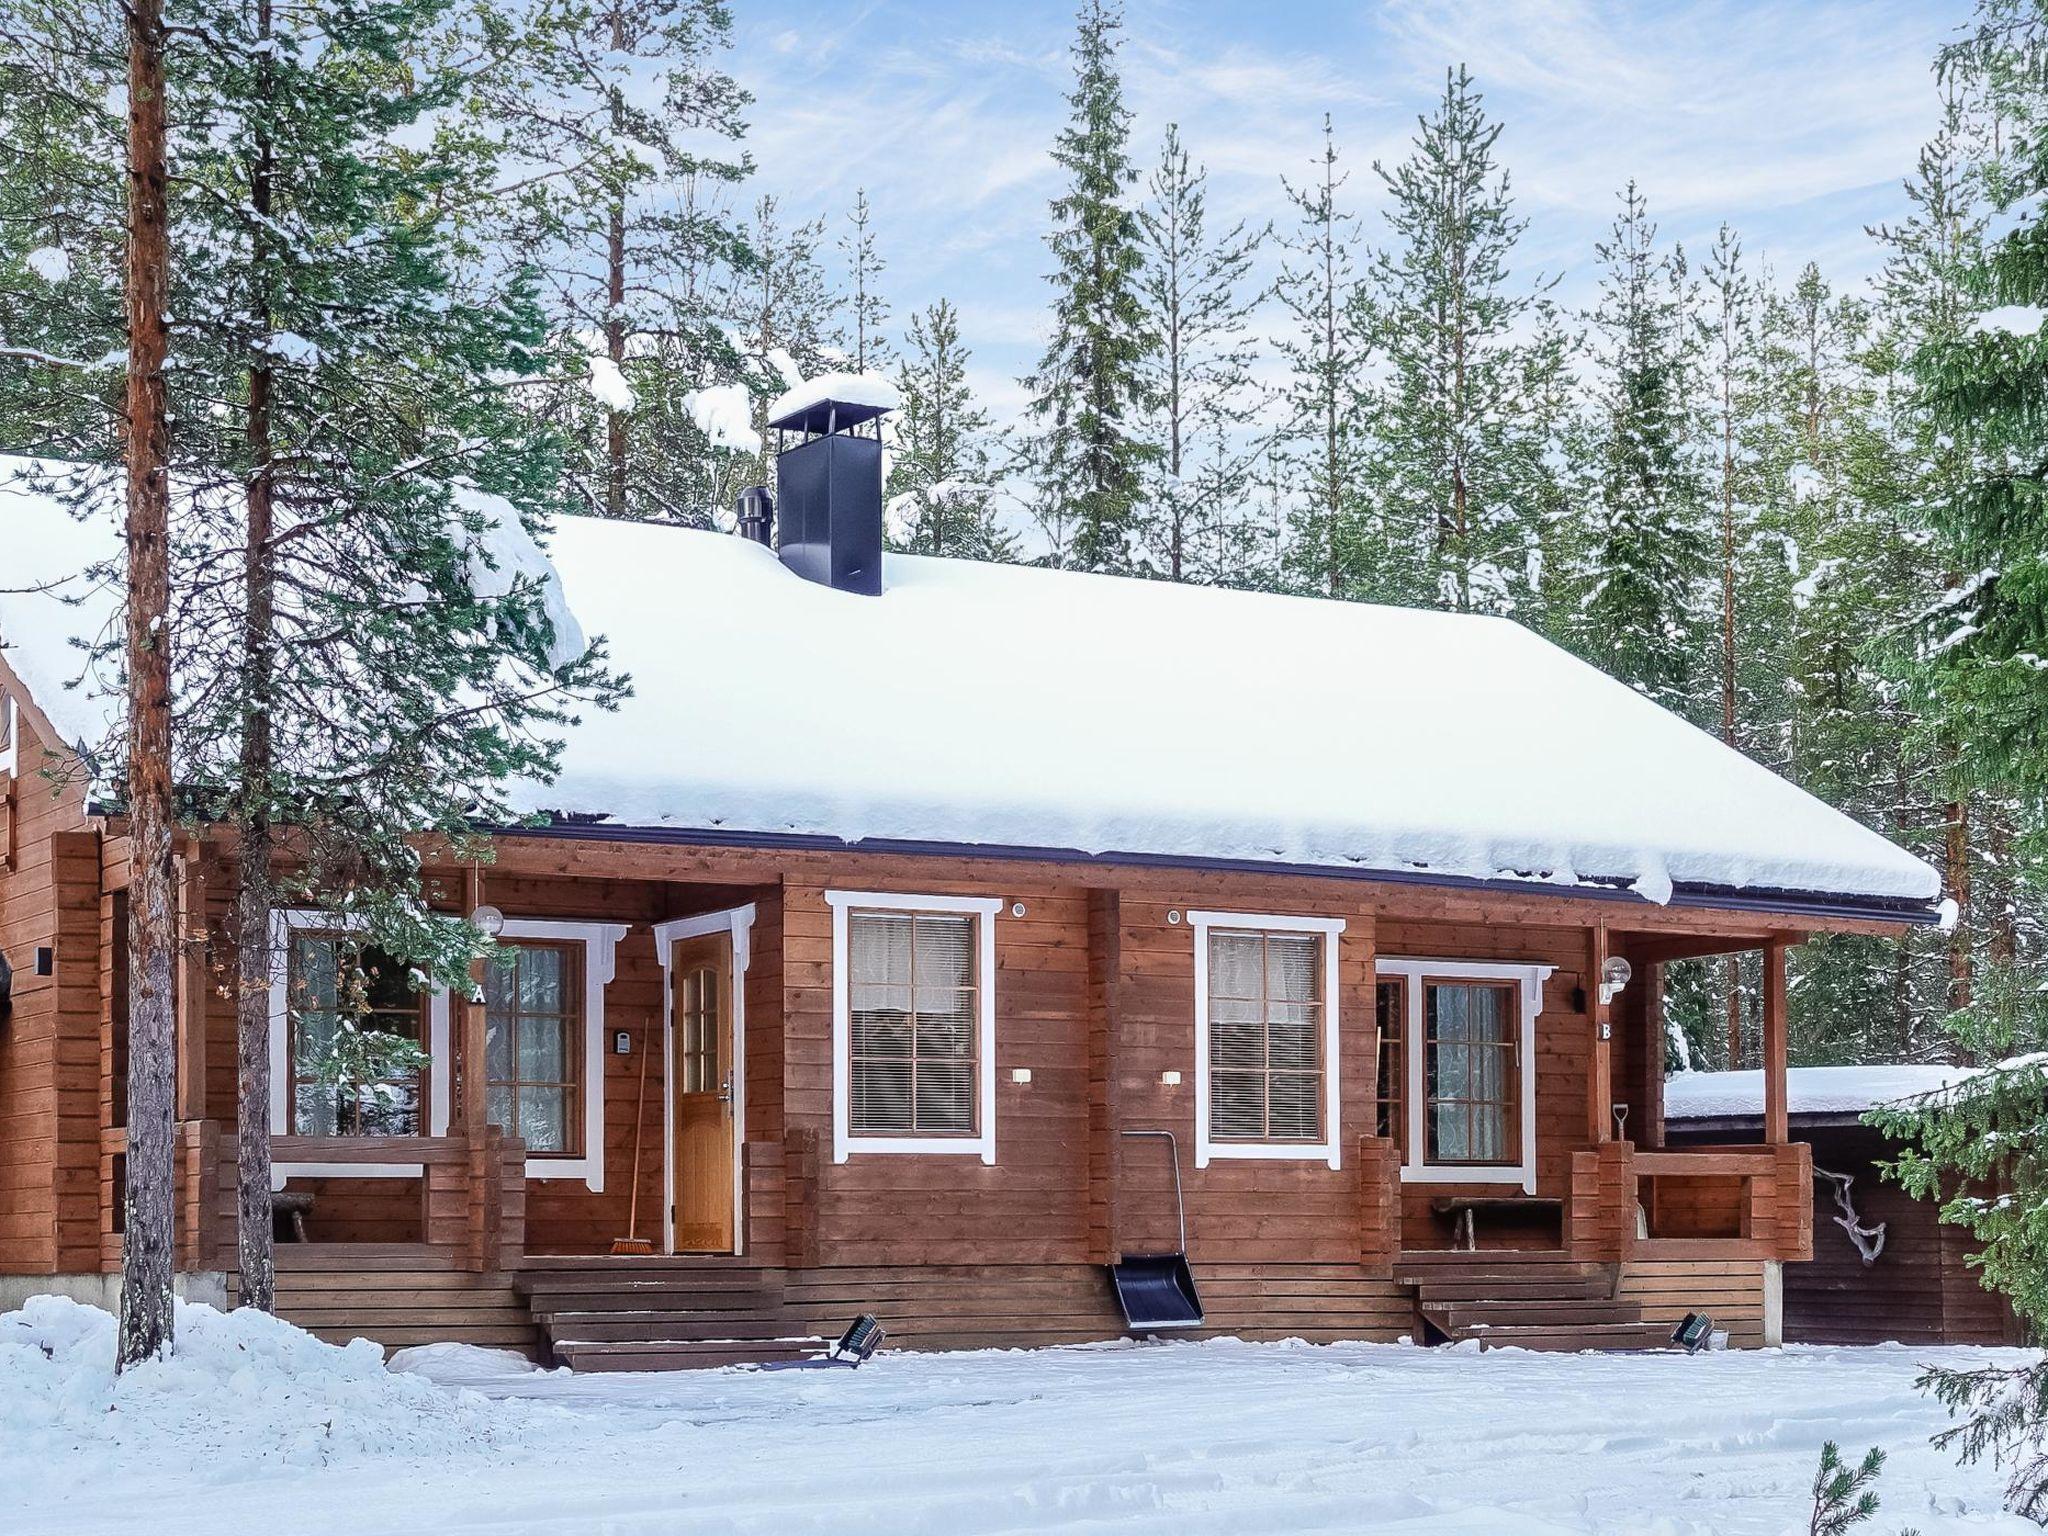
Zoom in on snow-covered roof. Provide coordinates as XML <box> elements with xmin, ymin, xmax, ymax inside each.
<box><xmin>1664</xmin><ymin>1065</ymin><xmax>1974</xmax><ymax>1122</ymax></box>
<box><xmin>0</xmin><ymin>465</ymin><xmax>1942</xmax><ymax>913</ymax></box>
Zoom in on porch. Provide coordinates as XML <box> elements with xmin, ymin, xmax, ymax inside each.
<box><xmin>89</xmin><ymin>837</ymin><xmax>1824</xmax><ymax>1366</ymax></box>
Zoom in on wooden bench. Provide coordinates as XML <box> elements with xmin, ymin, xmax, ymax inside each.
<box><xmin>1431</xmin><ymin>1195</ymin><xmax>1564</xmax><ymax>1252</ymax></box>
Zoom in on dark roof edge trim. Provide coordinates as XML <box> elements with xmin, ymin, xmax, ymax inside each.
<box><xmin>487</xmin><ymin>820</ymin><xmax>1943</xmax><ymax>929</ymax></box>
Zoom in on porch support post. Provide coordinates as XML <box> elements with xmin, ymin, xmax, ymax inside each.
<box><xmin>1762</xmin><ymin>937</ymin><xmax>1789</xmax><ymax>1144</ymax></box>
<box><xmin>1586</xmin><ymin>921</ymin><xmax>1612</xmax><ymax>1144</ymax></box>
<box><xmin>174</xmin><ymin>837</ymin><xmax>209</xmax><ymax>1122</ymax></box>
<box><xmin>456</xmin><ymin>865</ymin><xmax>488</xmax><ymax>1135</ymax></box>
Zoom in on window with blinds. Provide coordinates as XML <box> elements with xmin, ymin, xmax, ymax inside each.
<box><xmin>848</xmin><ymin>910</ymin><xmax>978</xmax><ymax>1136</ymax></box>
<box><xmin>1206</xmin><ymin>930</ymin><xmax>1324</xmax><ymax>1143</ymax></box>
<box><xmin>1424</xmin><ymin>981</ymin><xmax>1518</xmax><ymax>1165</ymax></box>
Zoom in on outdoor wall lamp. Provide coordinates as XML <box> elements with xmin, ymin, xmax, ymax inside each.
<box><xmin>1599</xmin><ymin>955</ymin><xmax>1634</xmax><ymax>1006</ymax></box>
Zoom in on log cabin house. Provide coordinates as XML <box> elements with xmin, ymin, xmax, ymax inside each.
<box><xmin>0</xmin><ymin>396</ymin><xmax>1944</xmax><ymax>1368</ymax></box>
<box><xmin>1666</xmin><ymin>1065</ymin><xmax>2021</xmax><ymax>1348</ymax></box>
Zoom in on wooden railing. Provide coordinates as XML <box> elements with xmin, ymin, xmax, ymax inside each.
<box><xmin>1567</xmin><ymin>1141</ymin><xmax>1811</xmax><ymax>1265</ymax></box>
<box><xmin>263</xmin><ymin>1130</ymin><xmax>527</xmax><ymax>1272</ymax></box>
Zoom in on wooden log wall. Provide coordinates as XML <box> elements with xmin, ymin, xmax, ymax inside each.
<box><xmin>0</xmin><ymin>668</ymin><xmax>98</xmax><ymax>1275</ymax></box>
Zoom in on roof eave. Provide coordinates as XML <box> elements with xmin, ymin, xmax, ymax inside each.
<box><xmin>486</xmin><ymin>819</ymin><xmax>1944</xmax><ymax>929</ymax></box>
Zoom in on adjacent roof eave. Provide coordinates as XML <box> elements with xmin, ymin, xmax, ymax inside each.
<box><xmin>486</xmin><ymin>818</ymin><xmax>1944</xmax><ymax>930</ymax></box>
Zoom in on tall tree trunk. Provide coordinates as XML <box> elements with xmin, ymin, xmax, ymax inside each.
<box><xmin>1721</xmin><ymin>363</ymin><xmax>1741</xmax><ymax>1062</ymax></box>
<box><xmin>1945</xmin><ymin>792</ymin><xmax>1973</xmax><ymax>1013</ymax></box>
<box><xmin>118</xmin><ymin>0</ymin><xmax>176</xmax><ymax>1369</ymax></box>
<box><xmin>234</xmin><ymin>0</ymin><xmax>279</xmax><ymax>1317</ymax></box>
<box><xmin>603</xmin><ymin>4</ymin><xmax>628</xmax><ymax>519</ymax></box>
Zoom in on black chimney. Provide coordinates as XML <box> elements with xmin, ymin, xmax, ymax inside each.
<box><xmin>736</xmin><ymin>484</ymin><xmax>774</xmax><ymax>546</ymax></box>
<box><xmin>767</xmin><ymin>384</ymin><xmax>893</xmax><ymax>596</ymax></box>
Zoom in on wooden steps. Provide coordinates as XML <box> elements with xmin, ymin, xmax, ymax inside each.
<box><xmin>518</xmin><ymin>1257</ymin><xmax>829</xmax><ymax>1372</ymax></box>
<box><xmin>264</xmin><ymin>1245</ymin><xmax>543</xmax><ymax>1358</ymax></box>
<box><xmin>1400</xmin><ymin>1251</ymin><xmax>1671</xmax><ymax>1353</ymax></box>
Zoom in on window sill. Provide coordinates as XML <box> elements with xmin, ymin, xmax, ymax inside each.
<box><xmin>1401</xmin><ymin>1161</ymin><xmax>1536</xmax><ymax>1194</ymax></box>
<box><xmin>525</xmin><ymin>1153</ymin><xmax>601</xmax><ymax>1191</ymax></box>
<box><xmin>1197</xmin><ymin>1140</ymin><xmax>1340</xmax><ymax>1169</ymax></box>
<box><xmin>836</xmin><ymin>1133</ymin><xmax>995</xmax><ymax>1165</ymax></box>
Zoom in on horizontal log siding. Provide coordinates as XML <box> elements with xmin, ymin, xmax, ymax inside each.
<box><xmin>1113</xmin><ymin>893</ymin><xmax>1376</xmax><ymax>1267</ymax></box>
<box><xmin>1618</xmin><ymin>1257</ymin><xmax>1769</xmax><ymax>1348</ymax></box>
<box><xmin>0</xmin><ymin>672</ymin><xmax>95</xmax><ymax>1273</ymax></box>
<box><xmin>784</xmin><ymin>879</ymin><xmax>1095</xmax><ymax>1267</ymax></box>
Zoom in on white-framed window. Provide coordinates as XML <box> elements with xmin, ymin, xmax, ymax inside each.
<box><xmin>827</xmin><ymin>891</ymin><xmax>1000</xmax><ymax>1165</ymax></box>
<box><xmin>267</xmin><ymin>908</ymin><xmax>452</xmax><ymax>1188</ymax></box>
<box><xmin>1376</xmin><ymin>957</ymin><xmax>1552</xmax><ymax>1194</ymax></box>
<box><xmin>267</xmin><ymin>909</ymin><xmax>624</xmax><ymax>1192</ymax></box>
<box><xmin>1188</xmin><ymin>910</ymin><xmax>1345</xmax><ymax>1170</ymax></box>
<box><xmin>489</xmin><ymin>918</ymin><xmax>627</xmax><ymax>1191</ymax></box>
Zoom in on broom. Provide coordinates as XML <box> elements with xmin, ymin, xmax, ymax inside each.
<box><xmin>610</xmin><ymin>1019</ymin><xmax>656</xmax><ymax>1255</ymax></box>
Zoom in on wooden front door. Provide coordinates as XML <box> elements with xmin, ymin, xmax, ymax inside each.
<box><xmin>671</xmin><ymin>934</ymin><xmax>736</xmax><ymax>1252</ymax></box>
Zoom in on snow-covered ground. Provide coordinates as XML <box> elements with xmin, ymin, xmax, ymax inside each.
<box><xmin>3</xmin><ymin>1295</ymin><xmax>2037</xmax><ymax>1535</ymax></box>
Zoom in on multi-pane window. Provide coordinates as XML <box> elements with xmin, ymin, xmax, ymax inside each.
<box><xmin>1374</xmin><ymin>978</ymin><xmax>1405</xmax><ymax>1150</ymax></box>
<box><xmin>847</xmin><ymin>910</ymin><xmax>977</xmax><ymax>1136</ymax></box>
<box><xmin>1206</xmin><ymin>930</ymin><xmax>1324</xmax><ymax>1143</ymax></box>
<box><xmin>677</xmin><ymin>964</ymin><xmax>721</xmax><ymax>1094</ymax></box>
<box><xmin>1424</xmin><ymin>981</ymin><xmax>1518</xmax><ymax>1165</ymax></box>
<box><xmin>287</xmin><ymin>935</ymin><xmax>425</xmax><ymax>1136</ymax></box>
<box><xmin>484</xmin><ymin>942</ymin><xmax>580</xmax><ymax>1155</ymax></box>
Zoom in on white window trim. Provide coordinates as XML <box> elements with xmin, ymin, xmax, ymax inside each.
<box><xmin>494</xmin><ymin>918</ymin><xmax>629</xmax><ymax>1191</ymax></box>
<box><xmin>1378</xmin><ymin>956</ymin><xmax>1552</xmax><ymax>1195</ymax></box>
<box><xmin>268</xmin><ymin>907</ymin><xmax>451</xmax><ymax>1190</ymax></box>
<box><xmin>1188</xmin><ymin>909</ymin><xmax>1346</xmax><ymax>1171</ymax></box>
<box><xmin>826</xmin><ymin>890</ymin><xmax>1001</xmax><ymax>1165</ymax></box>
<box><xmin>653</xmin><ymin>904</ymin><xmax>755</xmax><ymax>1256</ymax></box>
<box><xmin>267</xmin><ymin>909</ymin><xmax>626</xmax><ymax>1193</ymax></box>
<box><xmin>0</xmin><ymin>690</ymin><xmax>17</xmax><ymax>779</ymax></box>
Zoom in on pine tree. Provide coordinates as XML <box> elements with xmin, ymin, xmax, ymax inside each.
<box><xmin>721</xmin><ymin>193</ymin><xmax>843</xmax><ymax>495</ymax></box>
<box><xmin>1134</xmin><ymin>124</ymin><xmax>1264</xmax><ymax>583</ymax></box>
<box><xmin>1578</xmin><ymin>181</ymin><xmax>1711</xmax><ymax>714</ymax></box>
<box><xmin>885</xmin><ymin>298</ymin><xmax>1014</xmax><ymax>561</ymax></box>
<box><xmin>842</xmin><ymin>187</ymin><xmax>892</xmax><ymax>375</ymax></box>
<box><xmin>1022</xmin><ymin>0</ymin><xmax>1155</xmax><ymax>571</ymax></box>
<box><xmin>1367</xmin><ymin>66</ymin><xmax>1563</xmax><ymax>615</ymax></box>
<box><xmin>118</xmin><ymin>0</ymin><xmax>176</xmax><ymax>1370</ymax></box>
<box><xmin>165</xmin><ymin>0</ymin><xmax>626</xmax><ymax>1309</ymax></box>
<box><xmin>481</xmin><ymin>0</ymin><xmax>752</xmax><ymax>522</ymax></box>
<box><xmin>1275</xmin><ymin>115</ymin><xmax>1371</xmax><ymax>597</ymax></box>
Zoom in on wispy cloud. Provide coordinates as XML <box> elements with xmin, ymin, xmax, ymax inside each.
<box><xmin>730</xmin><ymin>0</ymin><xmax>1971</xmax><ymax>429</ymax></box>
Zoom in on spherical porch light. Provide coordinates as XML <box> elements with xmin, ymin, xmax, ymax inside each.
<box><xmin>470</xmin><ymin>903</ymin><xmax>506</xmax><ymax>938</ymax></box>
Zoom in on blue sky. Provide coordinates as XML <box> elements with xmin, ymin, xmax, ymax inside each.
<box><xmin>725</xmin><ymin>0</ymin><xmax>1972</xmax><ymax>424</ymax></box>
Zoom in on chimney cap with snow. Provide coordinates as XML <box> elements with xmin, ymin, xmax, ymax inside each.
<box><xmin>766</xmin><ymin>371</ymin><xmax>900</xmax><ymax>437</ymax></box>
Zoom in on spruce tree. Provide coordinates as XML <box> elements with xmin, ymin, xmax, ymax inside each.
<box><xmin>1134</xmin><ymin>123</ymin><xmax>1264</xmax><ymax>583</ymax></box>
<box><xmin>1275</xmin><ymin>115</ymin><xmax>1372</xmax><ymax>597</ymax></box>
<box><xmin>842</xmin><ymin>187</ymin><xmax>892</xmax><ymax>375</ymax></box>
<box><xmin>1872</xmin><ymin>11</ymin><xmax>2048</xmax><ymax>1516</ymax></box>
<box><xmin>1367</xmin><ymin>66</ymin><xmax>1563</xmax><ymax>615</ymax></box>
<box><xmin>886</xmin><ymin>298</ymin><xmax>1014</xmax><ymax>561</ymax></box>
<box><xmin>1022</xmin><ymin>0</ymin><xmax>1155</xmax><ymax>571</ymax></box>
<box><xmin>1578</xmin><ymin>181</ymin><xmax>1711</xmax><ymax>715</ymax></box>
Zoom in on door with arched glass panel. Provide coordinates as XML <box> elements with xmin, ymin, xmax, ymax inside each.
<box><xmin>670</xmin><ymin>934</ymin><xmax>735</xmax><ymax>1252</ymax></box>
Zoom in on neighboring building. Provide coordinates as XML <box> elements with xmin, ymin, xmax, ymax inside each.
<box><xmin>1666</xmin><ymin>1066</ymin><xmax>2021</xmax><ymax>1347</ymax></box>
<box><xmin>0</xmin><ymin>393</ymin><xmax>1944</xmax><ymax>1367</ymax></box>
